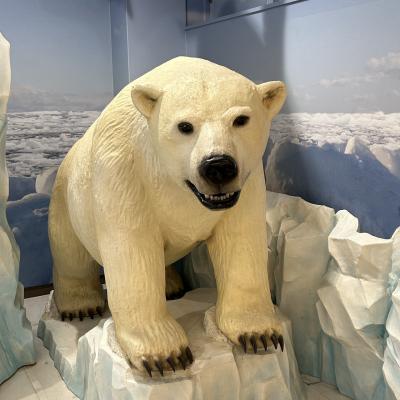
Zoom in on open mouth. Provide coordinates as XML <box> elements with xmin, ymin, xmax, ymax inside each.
<box><xmin>185</xmin><ymin>180</ymin><xmax>240</xmax><ymax>210</ymax></box>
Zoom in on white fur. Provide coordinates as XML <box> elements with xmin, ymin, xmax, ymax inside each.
<box><xmin>48</xmin><ymin>56</ymin><xmax>286</xmax><ymax>370</ymax></box>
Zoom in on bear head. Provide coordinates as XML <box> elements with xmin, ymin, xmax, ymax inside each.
<box><xmin>131</xmin><ymin>57</ymin><xmax>286</xmax><ymax>211</ymax></box>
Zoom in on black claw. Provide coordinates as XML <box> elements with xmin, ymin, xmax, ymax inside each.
<box><xmin>260</xmin><ymin>334</ymin><xmax>268</xmax><ymax>351</ymax></box>
<box><xmin>278</xmin><ymin>335</ymin><xmax>284</xmax><ymax>352</ymax></box>
<box><xmin>185</xmin><ymin>347</ymin><xmax>194</xmax><ymax>364</ymax></box>
<box><xmin>238</xmin><ymin>335</ymin><xmax>247</xmax><ymax>353</ymax></box>
<box><xmin>178</xmin><ymin>354</ymin><xmax>187</xmax><ymax>370</ymax></box>
<box><xmin>271</xmin><ymin>334</ymin><xmax>278</xmax><ymax>350</ymax></box>
<box><xmin>155</xmin><ymin>360</ymin><xmax>164</xmax><ymax>376</ymax></box>
<box><xmin>79</xmin><ymin>311</ymin><xmax>84</xmax><ymax>321</ymax></box>
<box><xmin>61</xmin><ymin>312</ymin><xmax>66</xmax><ymax>321</ymax></box>
<box><xmin>250</xmin><ymin>335</ymin><xmax>258</xmax><ymax>354</ymax></box>
<box><xmin>143</xmin><ymin>360</ymin><xmax>152</xmax><ymax>377</ymax></box>
<box><xmin>96</xmin><ymin>306</ymin><xmax>103</xmax><ymax>317</ymax></box>
<box><xmin>88</xmin><ymin>309</ymin><xmax>94</xmax><ymax>319</ymax></box>
<box><xmin>167</xmin><ymin>356</ymin><xmax>176</xmax><ymax>372</ymax></box>
<box><xmin>69</xmin><ymin>313</ymin><xmax>73</xmax><ymax>321</ymax></box>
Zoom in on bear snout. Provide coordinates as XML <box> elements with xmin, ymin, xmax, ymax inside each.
<box><xmin>199</xmin><ymin>154</ymin><xmax>238</xmax><ymax>186</ymax></box>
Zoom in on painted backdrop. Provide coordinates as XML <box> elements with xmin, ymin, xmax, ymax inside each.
<box><xmin>1</xmin><ymin>0</ymin><xmax>113</xmax><ymax>287</ymax></box>
<box><xmin>3</xmin><ymin>0</ymin><xmax>400</xmax><ymax>287</ymax></box>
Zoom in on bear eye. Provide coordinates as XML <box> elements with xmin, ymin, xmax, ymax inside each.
<box><xmin>178</xmin><ymin>121</ymin><xmax>194</xmax><ymax>134</ymax></box>
<box><xmin>233</xmin><ymin>115</ymin><xmax>250</xmax><ymax>127</ymax></box>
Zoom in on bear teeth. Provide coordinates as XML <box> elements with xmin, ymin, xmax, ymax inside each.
<box><xmin>203</xmin><ymin>192</ymin><xmax>235</xmax><ymax>201</ymax></box>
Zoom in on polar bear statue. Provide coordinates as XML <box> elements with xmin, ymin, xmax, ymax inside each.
<box><xmin>48</xmin><ymin>56</ymin><xmax>286</xmax><ymax>376</ymax></box>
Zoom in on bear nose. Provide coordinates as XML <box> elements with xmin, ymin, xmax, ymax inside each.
<box><xmin>199</xmin><ymin>155</ymin><xmax>238</xmax><ymax>185</ymax></box>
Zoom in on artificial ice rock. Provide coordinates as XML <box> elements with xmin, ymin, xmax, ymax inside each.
<box><xmin>265</xmin><ymin>192</ymin><xmax>400</xmax><ymax>400</ymax></box>
<box><xmin>0</xmin><ymin>32</ymin><xmax>35</xmax><ymax>383</ymax></box>
<box><xmin>316</xmin><ymin>211</ymin><xmax>399</xmax><ymax>400</ymax></box>
<box><xmin>266</xmin><ymin>191</ymin><xmax>335</xmax><ymax>377</ymax></box>
<box><xmin>38</xmin><ymin>288</ymin><xmax>306</xmax><ymax>400</ymax></box>
<box><xmin>383</xmin><ymin>282</ymin><xmax>400</xmax><ymax>400</ymax></box>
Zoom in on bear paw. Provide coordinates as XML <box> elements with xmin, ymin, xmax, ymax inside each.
<box><xmin>141</xmin><ymin>345</ymin><xmax>193</xmax><ymax>377</ymax></box>
<box><xmin>116</xmin><ymin>315</ymin><xmax>193</xmax><ymax>377</ymax></box>
<box><xmin>60</xmin><ymin>305</ymin><xmax>105</xmax><ymax>321</ymax></box>
<box><xmin>55</xmin><ymin>283</ymin><xmax>106</xmax><ymax>321</ymax></box>
<box><xmin>217</xmin><ymin>309</ymin><xmax>284</xmax><ymax>354</ymax></box>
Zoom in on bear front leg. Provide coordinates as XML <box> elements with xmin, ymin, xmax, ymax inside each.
<box><xmin>207</xmin><ymin>164</ymin><xmax>283</xmax><ymax>353</ymax></box>
<box><xmin>98</xmin><ymin>227</ymin><xmax>193</xmax><ymax>376</ymax></box>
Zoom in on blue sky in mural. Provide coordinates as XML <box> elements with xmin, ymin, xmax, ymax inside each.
<box><xmin>275</xmin><ymin>0</ymin><xmax>400</xmax><ymax>113</ymax></box>
<box><xmin>0</xmin><ymin>0</ymin><xmax>113</xmax><ymax>111</ymax></box>
<box><xmin>187</xmin><ymin>0</ymin><xmax>400</xmax><ymax>113</ymax></box>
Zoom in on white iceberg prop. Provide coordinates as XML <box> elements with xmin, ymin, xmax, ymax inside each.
<box><xmin>0</xmin><ymin>32</ymin><xmax>35</xmax><ymax>383</ymax></box>
<box><xmin>38</xmin><ymin>288</ymin><xmax>306</xmax><ymax>400</ymax></box>
<box><xmin>316</xmin><ymin>211</ymin><xmax>399</xmax><ymax>400</ymax></box>
<box><xmin>383</xmin><ymin>231</ymin><xmax>400</xmax><ymax>400</ymax></box>
<box><xmin>384</xmin><ymin>283</ymin><xmax>400</xmax><ymax>400</ymax></box>
<box><xmin>266</xmin><ymin>191</ymin><xmax>335</xmax><ymax>377</ymax></box>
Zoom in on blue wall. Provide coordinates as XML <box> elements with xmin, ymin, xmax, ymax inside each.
<box><xmin>126</xmin><ymin>0</ymin><xmax>186</xmax><ymax>79</ymax></box>
<box><xmin>110</xmin><ymin>0</ymin><xmax>129</xmax><ymax>94</ymax></box>
<box><xmin>110</xmin><ymin>0</ymin><xmax>186</xmax><ymax>91</ymax></box>
<box><xmin>0</xmin><ymin>0</ymin><xmax>113</xmax><ymax>111</ymax></box>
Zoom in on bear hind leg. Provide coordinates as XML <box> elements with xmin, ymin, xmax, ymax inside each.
<box><xmin>165</xmin><ymin>264</ymin><xmax>185</xmax><ymax>300</ymax></box>
<box><xmin>49</xmin><ymin>194</ymin><xmax>105</xmax><ymax>320</ymax></box>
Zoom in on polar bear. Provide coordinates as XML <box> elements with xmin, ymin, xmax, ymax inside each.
<box><xmin>48</xmin><ymin>56</ymin><xmax>286</xmax><ymax>376</ymax></box>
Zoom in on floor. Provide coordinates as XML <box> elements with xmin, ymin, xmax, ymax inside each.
<box><xmin>0</xmin><ymin>294</ymin><xmax>350</xmax><ymax>400</ymax></box>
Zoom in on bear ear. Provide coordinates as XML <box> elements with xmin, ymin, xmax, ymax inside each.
<box><xmin>131</xmin><ymin>83</ymin><xmax>162</xmax><ymax>118</ymax></box>
<box><xmin>256</xmin><ymin>81</ymin><xmax>287</xmax><ymax>118</ymax></box>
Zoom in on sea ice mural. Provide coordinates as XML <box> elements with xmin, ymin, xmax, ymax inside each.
<box><xmin>6</xmin><ymin>110</ymin><xmax>99</xmax><ymax>286</ymax></box>
<box><xmin>266</xmin><ymin>112</ymin><xmax>400</xmax><ymax>239</ymax></box>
